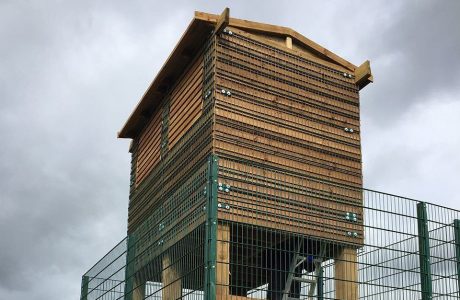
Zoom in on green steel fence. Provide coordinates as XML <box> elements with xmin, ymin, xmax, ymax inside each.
<box><xmin>81</xmin><ymin>154</ymin><xmax>460</xmax><ymax>299</ymax></box>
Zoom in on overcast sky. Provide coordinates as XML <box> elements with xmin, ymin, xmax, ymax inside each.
<box><xmin>1</xmin><ymin>1</ymin><xmax>459</xmax><ymax>299</ymax></box>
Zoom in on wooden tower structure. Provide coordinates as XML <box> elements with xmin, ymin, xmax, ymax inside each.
<box><xmin>118</xmin><ymin>8</ymin><xmax>373</xmax><ymax>300</ymax></box>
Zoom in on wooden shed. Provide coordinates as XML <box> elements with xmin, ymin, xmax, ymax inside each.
<box><xmin>119</xmin><ymin>8</ymin><xmax>372</xmax><ymax>300</ymax></box>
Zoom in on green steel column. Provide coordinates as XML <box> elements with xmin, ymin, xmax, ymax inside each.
<box><xmin>204</xmin><ymin>154</ymin><xmax>218</xmax><ymax>300</ymax></box>
<box><xmin>317</xmin><ymin>268</ymin><xmax>324</xmax><ymax>300</ymax></box>
<box><xmin>80</xmin><ymin>275</ymin><xmax>89</xmax><ymax>300</ymax></box>
<box><xmin>417</xmin><ymin>202</ymin><xmax>432</xmax><ymax>300</ymax></box>
<box><xmin>454</xmin><ymin>219</ymin><xmax>460</xmax><ymax>298</ymax></box>
<box><xmin>124</xmin><ymin>234</ymin><xmax>137</xmax><ymax>300</ymax></box>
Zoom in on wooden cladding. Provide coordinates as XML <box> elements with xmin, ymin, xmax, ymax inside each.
<box><xmin>217</xmin><ymin>157</ymin><xmax>364</xmax><ymax>245</ymax></box>
<box><xmin>134</xmin><ymin>51</ymin><xmax>204</xmax><ymax>187</ymax></box>
<box><xmin>136</xmin><ymin>108</ymin><xmax>162</xmax><ymax>186</ymax></box>
<box><xmin>129</xmin><ymin>25</ymin><xmax>365</xmax><ymax>244</ymax></box>
<box><xmin>169</xmin><ymin>53</ymin><xmax>203</xmax><ymax>148</ymax></box>
<box><xmin>214</xmin><ymin>28</ymin><xmax>362</xmax><ymax>189</ymax></box>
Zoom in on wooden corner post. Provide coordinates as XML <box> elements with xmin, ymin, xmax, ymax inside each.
<box><xmin>162</xmin><ymin>254</ymin><xmax>182</xmax><ymax>300</ymax></box>
<box><xmin>215</xmin><ymin>8</ymin><xmax>230</xmax><ymax>35</ymax></box>
<box><xmin>335</xmin><ymin>247</ymin><xmax>358</xmax><ymax>300</ymax></box>
<box><xmin>216</xmin><ymin>224</ymin><xmax>230</xmax><ymax>299</ymax></box>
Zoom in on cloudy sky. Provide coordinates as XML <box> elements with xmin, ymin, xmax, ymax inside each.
<box><xmin>1</xmin><ymin>0</ymin><xmax>459</xmax><ymax>299</ymax></box>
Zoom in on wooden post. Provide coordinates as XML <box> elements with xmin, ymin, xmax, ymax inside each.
<box><xmin>285</xmin><ymin>36</ymin><xmax>293</xmax><ymax>49</ymax></box>
<box><xmin>162</xmin><ymin>253</ymin><xmax>182</xmax><ymax>300</ymax></box>
<box><xmin>132</xmin><ymin>278</ymin><xmax>145</xmax><ymax>300</ymax></box>
<box><xmin>335</xmin><ymin>247</ymin><xmax>358</xmax><ymax>300</ymax></box>
<box><xmin>216</xmin><ymin>224</ymin><xmax>230</xmax><ymax>299</ymax></box>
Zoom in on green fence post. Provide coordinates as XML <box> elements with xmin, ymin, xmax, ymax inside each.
<box><xmin>417</xmin><ymin>202</ymin><xmax>432</xmax><ymax>300</ymax></box>
<box><xmin>124</xmin><ymin>234</ymin><xmax>137</xmax><ymax>300</ymax></box>
<box><xmin>204</xmin><ymin>154</ymin><xmax>218</xmax><ymax>300</ymax></box>
<box><xmin>80</xmin><ymin>275</ymin><xmax>89</xmax><ymax>300</ymax></box>
<box><xmin>454</xmin><ymin>219</ymin><xmax>460</xmax><ymax>298</ymax></box>
<box><xmin>317</xmin><ymin>268</ymin><xmax>324</xmax><ymax>300</ymax></box>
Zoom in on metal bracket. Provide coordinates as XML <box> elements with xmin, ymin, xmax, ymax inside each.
<box><xmin>220</xmin><ymin>88</ymin><xmax>232</xmax><ymax>96</ymax></box>
<box><xmin>218</xmin><ymin>182</ymin><xmax>231</xmax><ymax>192</ymax></box>
<box><xmin>345</xmin><ymin>212</ymin><xmax>358</xmax><ymax>222</ymax></box>
<box><xmin>222</xmin><ymin>28</ymin><xmax>233</xmax><ymax>36</ymax></box>
<box><xmin>217</xmin><ymin>202</ymin><xmax>231</xmax><ymax>210</ymax></box>
<box><xmin>346</xmin><ymin>231</ymin><xmax>359</xmax><ymax>238</ymax></box>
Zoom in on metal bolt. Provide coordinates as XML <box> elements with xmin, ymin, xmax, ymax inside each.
<box><xmin>353</xmin><ymin>232</ymin><xmax>359</xmax><ymax>238</ymax></box>
<box><xmin>349</xmin><ymin>128</ymin><xmax>354</xmax><ymax>133</ymax></box>
<box><xmin>347</xmin><ymin>231</ymin><xmax>352</xmax><ymax>236</ymax></box>
<box><xmin>221</xmin><ymin>89</ymin><xmax>226</xmax><ymax>94</ymax></box>
<box><xmin>343</xmin><ymin>72</ymin><xmax>348</xmax><ymax>77</ymax></box>
<box><xmin>218</xmin><ymin>203</ymin><xmax>222</xmax><ymax>208</ymax></box>
<box><xmin>228</xmin><ymin>30</ymin><xmax>233</xmax><ymax>35</ymax></box>
<box><xmin>224</xmin><ymin>188</ymin><xmax>230</xmax><ymax>193</ymax></box>
<box><xmin>344</xmin><ymin>127</ymin><xmax>350</xmax><ymax>132</ymax></box>
<box><xmin>226</xmin><ymin>90</ymin><xmax>231</xmax><ymax>96</ymax></box>
<box><xmin>225</xmin><ymin>204</ymin><xmax>230</xmax><ymax>210</ymax></box>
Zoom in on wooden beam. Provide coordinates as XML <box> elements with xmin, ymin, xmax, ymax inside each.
<box><xmin>285</xmin><ymin>36</ymin><xmax>293</xmax><ymax>49</ymax></box>
<box><xmin>335</xmin><ymin>247</ymin><xmax>358</xmax><ymax>300</ymax></box>
<box><xmin>132</xmin><ymin>279</ymin><xmax>145</xmax><ymax>300</ymax></box>
<box><xmin>216</xmin><ymin>224</ymin><xmax>230</xmax><ymax>299</ymax></box>
<box><xmin>215</xmin><ymin>7</ymin><xmax>230</xmax><ymax>34</ymax></box>
<box><xmin>162</xmin><ymin>254</ymin><xmax>182</xmax><ymax>300</ymax></box>
<box><xmin>355</xmin><ymin>60</ymin><xmax>373</xmax><ymax>90</ymax></box>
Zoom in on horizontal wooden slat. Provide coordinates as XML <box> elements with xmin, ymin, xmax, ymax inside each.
<box><xmin>215</xmin><ymin>76</ymin><xmax>360</xmax><ymax>127</ymax></box>
<box><xmin>136</xmin><ymin>107</ymin><xmax>162</xmax><ymax>185</ymax></box>
<box><xmin>216</xmin><ymin>61</ymin><xmax>359</xmax><ymax>115</ymax></box>
<box><xmin>217</xmin><ymin>44</ymin><xmax>359</xmax><ymax>101</ymax></box>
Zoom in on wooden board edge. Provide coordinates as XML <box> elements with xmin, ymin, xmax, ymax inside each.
<box><xmin>355</xmin><ymin>60</ymin><xmax>373</xmax><ymax>90</ymax></box>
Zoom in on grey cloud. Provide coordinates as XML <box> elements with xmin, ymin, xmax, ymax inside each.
<box><xmin>362</xmin><ymin>0</ymin><xmax>460</xmax><ymax>124</ymax></box>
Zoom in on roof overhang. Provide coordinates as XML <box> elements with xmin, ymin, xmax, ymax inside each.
<box><xmin>118</xmin><ymin>8</ymin><xmax>372</xmax><ymax>139</ymax></box>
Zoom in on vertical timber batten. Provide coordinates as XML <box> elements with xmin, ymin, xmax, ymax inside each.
<box><xmin>417</xmin><ymin>202</ymin><xmax>433</xmax><ymax>300</ymax></box>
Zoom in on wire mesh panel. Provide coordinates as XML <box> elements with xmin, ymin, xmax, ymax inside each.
<box><xmin>81</xmin><ymin>155</ymin><xmax>212</xmax><ymax>300</ymax></box>
<box><xmin>210</xmin><ymin>157</ymin><xmax>460</xmax><ymax>300</ymax></box>
<box><xmin>81</xmin><ymin>157</ymin><xmax>460</xmax><ymax>300</ymax></box>
<box><xmin>81</xmin><ymin>20</ymin><xmax>460</xmax><ymax>300</ymax></box>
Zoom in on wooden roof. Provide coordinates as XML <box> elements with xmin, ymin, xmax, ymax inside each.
<box><xmin>119</xmin><ymin>9</ymin><xmax>372</xmax><ymax>139</ymax></box>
